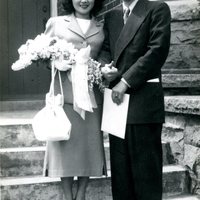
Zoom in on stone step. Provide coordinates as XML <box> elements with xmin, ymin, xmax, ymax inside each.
<box><xmin>0</xmin><ymin>109</ymin><xmax>175</xmax><ymax>178</ymax></box>
<box><xmin>0</xmin><ymin>142</ymin><xmax>173</xmax><ymax>177</ymax></box>
<box><xmin>0</xmin><ymin>100</ymin><xmax>45</xmax><ymax>112</ymax></box>
<box><xmin>164</xmin><ymin>96</ymin><xmax>200</xmax><ymax>116</ymax></box>
<box><xmin>162</xmin><ymin>165</ymin><xmax>189</xmax><ymax>198</ymax></box>
<box><xmin>0</xmin><ymin>144</ymin><xmax>110</xmax><ymax>177</ymax></box>
<box><xmin>0</xmin><ymin>110</ymin><xmax>43</xmax><ymax>148</ymax></box>
<box><xmin>0</xmin><ymin>124</ymin><xmax>45</xmax><ymax>148</ymax></box>
<box><xmin>0</xmin><ymin>110</ymin><xmax>109</xmax><ymax>148</ymax></box>
<box><xmin>0</xmin><ymin>147</ymin><xmax>46</xmax><ymax>177</ymax></box>
<box><xmin>1</xmin><ymin>119</ymin><xmax>171</xmax><ymax>156</ymax></box>
<box><xmin>0</xmin><ymin>165</ymin><xmax>190</xmax><ymax>200</ymax></box>
<box><xmin>0</xmin><ymin>175</ymin><xmax>111</xmax><ymax>200</ymax></box>
<box><xmin>0</xmin><ymin>123</ymin><xmax>109</xmax><ymax>148</ymax></box>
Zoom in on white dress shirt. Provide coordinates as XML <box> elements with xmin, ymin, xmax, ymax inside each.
<box><xmin>122</xmin><ymin>0</ymin><xmax>139</xmax><ymax>15</ymax></box>
<box><xmin>76</xmin><ymin>18</ymin><xmax>91</xmax><ymax>34</ymax></box>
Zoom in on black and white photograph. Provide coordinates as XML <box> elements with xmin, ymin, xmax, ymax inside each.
<box><xmin>0</xmin><ymin>0</ymin><xmax>200</xmax><ymax>200</ymax></box>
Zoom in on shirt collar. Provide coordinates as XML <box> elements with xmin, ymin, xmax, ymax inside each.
<box><xmin>122</xmin><ymin>0</ymin><xmax>139</xmax><ymax>13</ymax></box>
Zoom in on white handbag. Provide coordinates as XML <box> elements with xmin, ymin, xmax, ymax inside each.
<box><xmin>32</xmin><ymin>61</ymin><xmax>71</xmax><ymax>141</ymax></box>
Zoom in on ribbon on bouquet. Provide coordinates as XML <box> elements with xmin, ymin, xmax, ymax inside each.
<box><xmin>70</xmin><ymin>46</ymin><xmax>97</xmax><ymax>119</ymax></box>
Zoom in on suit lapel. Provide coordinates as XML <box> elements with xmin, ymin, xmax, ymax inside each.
<box><xmin>114</xmin><ymin>0</ymin><xmax>149</xmax><ymax>63</ymax></box>
<box><xmin>66</xmin><ymin>14</ymin><xmax>85</xmax><ymax>39</ymax></box>
<box><xmin>85</xmin><ymin>18</ymin><xmax>102</xmax><ymax>38</ymax></box>
<box><xmin>111</xmin><ymin>6</ymin><xmax>125</xmax><ymax>43</ymax></box>
<box><xmin>65</xmin><ymin>14</ymin><xmax>101</xmax><ymax>39</ymax></box>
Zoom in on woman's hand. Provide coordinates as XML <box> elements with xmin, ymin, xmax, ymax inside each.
<box><xmin>54</xmin><ymin>59</ymin><xmax>73</xmax><ymax>71</ymax></box>
<box><xmin>101</xmin><ymin>61</ymin><xmax>119</xmax><ymax>82</ymax></box>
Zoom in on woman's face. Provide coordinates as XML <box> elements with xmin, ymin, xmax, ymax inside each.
<box><xmin>72</xmin><ymin>0</ymin><xmax>95</xmax><ymax>19</ymax></box>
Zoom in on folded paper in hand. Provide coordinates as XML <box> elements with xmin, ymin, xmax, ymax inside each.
<box><xmin>101</xmin><ymin>88</ymin><xmax>130</xmax><ymax>139</ymax></box>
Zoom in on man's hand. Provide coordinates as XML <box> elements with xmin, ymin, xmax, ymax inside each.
<box><xmin>101</xmin><ymin>61</ymin><xmax>119</xmax><ymax>82</ymax></box>
<box><xmin>112</xmin><ymin>81</ymin><xmax>128</xmax><ymax>105</ymax></box>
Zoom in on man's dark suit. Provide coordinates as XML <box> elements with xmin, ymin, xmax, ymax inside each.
<box><xmin>100</xmin><ymin>0</ymin><xmax>171</xmax><ymax>199</ymax></box>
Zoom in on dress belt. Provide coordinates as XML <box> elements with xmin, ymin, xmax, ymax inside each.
<box><xmin>147</xmin><ymin>78</ymin><xmax>159</xmax><ymax>82</ymax></box>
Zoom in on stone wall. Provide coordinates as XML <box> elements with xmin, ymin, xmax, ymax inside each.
<box><xmin>163</xmin><ymin>0</ymin><xmax>200</xmax><ymax>95</ymax></box>
<box><xmin>163</xmin><ymin>1</ymin><xmax>200</xmax><ymax>195</ymax></box>
<box><xmin>163</xmin><ymin>96</ymin><xmax>200</xmax><ymax>195</ymax></box>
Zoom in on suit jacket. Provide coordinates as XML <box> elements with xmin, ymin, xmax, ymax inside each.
<box><xmin>44</xmin><ymin>14</ymin><xmax>104</xmax><ymax>104</ymax></box>
<box><xmin>100</xmin><ymin>0</ymin><xmax>171</xmax><ymax>124</ymax></box>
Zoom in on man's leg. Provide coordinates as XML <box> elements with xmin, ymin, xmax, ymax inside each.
<box><xmin>126</xmin><ymin>123</ymin><xmax>163</xmax><ymax>200</ymax></box>
<box><xmin>109</xmin><ymin>134</ymin><xmax>135</xmax><ymax>200</ymax></box>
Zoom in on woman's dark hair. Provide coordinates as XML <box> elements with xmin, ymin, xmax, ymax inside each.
<box><xmin>62</xmin><ymin>0</ymin><xmax>104</xmax><ymax>17</ymax></box>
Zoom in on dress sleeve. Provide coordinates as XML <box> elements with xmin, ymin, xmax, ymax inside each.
<box><xmin>44</xmin><ymin>17</ymin><xmax>56</xmax><ymax>37</ymax></box>
<box><xmin>98</xmin><ymin>13</ymin><xmax>112</xmax><ymax>66</ymax></box>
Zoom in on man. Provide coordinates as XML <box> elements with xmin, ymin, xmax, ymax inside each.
<box><xmin>100</xmin><ymin>0</ymin><xmax>171</xmax><ymax>199</ymax></box>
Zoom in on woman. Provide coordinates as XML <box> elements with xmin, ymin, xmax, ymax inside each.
<box><xmin>43</xmin><ymin>0</ymin><xmax>106</xmax><ymax>200</ymax></box>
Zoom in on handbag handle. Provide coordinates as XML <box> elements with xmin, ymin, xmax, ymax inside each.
<box><xmin>49</xmin><ymin>60</ymin><xmax>64</xmax><ymax>106</ymax></box>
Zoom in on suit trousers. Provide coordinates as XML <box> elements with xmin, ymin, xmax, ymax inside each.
<box><xmin>109</xmin><ymin>123</ymin><xmax>163</xmax><ymax>200</ymax></box>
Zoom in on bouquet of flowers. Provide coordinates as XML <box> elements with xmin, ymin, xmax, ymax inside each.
<box><xmin>11</xmin><ymin>33</ymin><xmax>105</xmax><ymax>91</ymax></box>
<box><xmin>11</xmin><ymin>34</ymin><xmax>77</xmax><ymax>70</ymax></box>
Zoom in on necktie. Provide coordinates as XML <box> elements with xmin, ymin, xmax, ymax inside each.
<box><xmin>123</xmin><ymin>7</ymin><xmax>130</xmax><ymax>24</ymax></box>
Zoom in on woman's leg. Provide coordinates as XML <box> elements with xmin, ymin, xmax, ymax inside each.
<box><xmin>75</xmin><ymin>177</ymin><xmax>89</xmax><ymax>200</ymax></box>
<box><xmin>61</xmin><ymin>177</ymin><xmax>74</xmax><ymax>200</ymax></box>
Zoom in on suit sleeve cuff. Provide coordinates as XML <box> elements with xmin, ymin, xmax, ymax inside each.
<box><xmin>121</xmin><ymin>78</ymin><xmax>131</xmax><ymax>88</ymax></box>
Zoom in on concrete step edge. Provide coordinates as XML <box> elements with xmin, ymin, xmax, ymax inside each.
<box><xmin>0</xmin><ymin>146</ymin><xmax>46</xmax><ymax>153</ymax></box>
<box><xmin>0</xmin><ymin>100</ymin><xmax>45</xmax><ymax>112</ymax></box>
<box><xmin>0</xmin><ymin>176</ymin><xmax>60</xmax><ymax>186</ymax></box>
<box><xmin>163</xmin><ymin>165</ymin><xmax>186</xmax><ymax>173</ymax></box>
<box><xmin>0</xmin><ymin>165</ymin><xmax>186</xmax><ymax>186</ymax></box>
<box><xmin>163</xmin><ymin>194</ymin><xmax>200</xmax><ymax>200</ymax></box>
<box><xmin>0</xmin><ymin>143</ymin><xmax>109</xmax><ymax>152</ymax></box>
<box><xmin>0</xmin><ymin>110</ymin><xmax>37</xmax><ymax>126</ymax></box>
<box><xmin>0</xmin><ymin>141</ymin><xmax>167</xmax><ymax>151</ymax></box>
<box><xmin>0</xmin><ymin>171</ymin><xmax>111</xmax><ymax>186</ymax></box>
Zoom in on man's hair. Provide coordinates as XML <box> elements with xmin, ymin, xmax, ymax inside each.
<box><xmin>62</xmin><ymin>0</ymin><xmax>104</xmax><ymax>17</ymax></box>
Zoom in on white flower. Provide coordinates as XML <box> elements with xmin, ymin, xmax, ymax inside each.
<box><xmin>11</xmin><ymin>58</ymin><xmax>32</xmax><ymax>71</ymax></box>
<box><xmin>39</xmin><ymin>49</ymin><xmax>51</xmax><ymax>59</ymax></box>
<box><xmin>18</xmin><ymin>44</ymin><xmax>28</xmax><ymax>56</ymax></box>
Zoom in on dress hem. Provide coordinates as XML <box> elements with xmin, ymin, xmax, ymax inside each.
<box><xmin>44</xmin><ymin>168</ymin><xmax>106</xmax><ymax>178</ymax></box>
